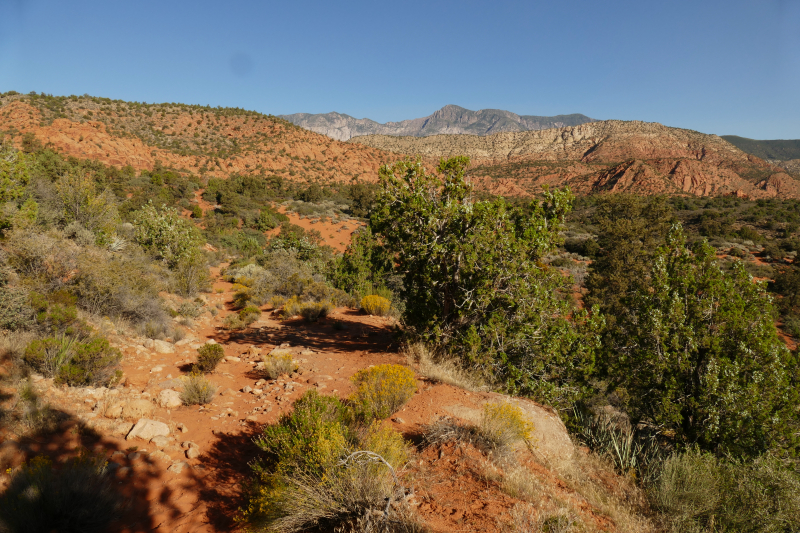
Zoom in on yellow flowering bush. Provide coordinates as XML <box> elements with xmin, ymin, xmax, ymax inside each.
<box><xmin>480</xmin><ymin>401</ymin><xmax>534</xmax><ymax>450</ymax></box>
<box><xmin>351</xmin><ymin>364</ymin><xmax>417</xmax><ymax>420</ymax></box>
<box><xmin>242</xmin><ymin>391</ymin><xmax>414</xmax><ymax>531</ymax></box>
<box><xmin>360</xmin><ymin>294</ymin><xmax>391</xmax><ymax>316</ymax></box>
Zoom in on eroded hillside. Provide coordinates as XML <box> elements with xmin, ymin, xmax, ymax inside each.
<box><xmin>0</xmin><ymin>93</ymin><xmax>394</xmax><ymax>182</ymax></box>
<box><xmin>351</xmin><ymin>120</ymin><xmax>800</xmax><ymax>199</ymax></box>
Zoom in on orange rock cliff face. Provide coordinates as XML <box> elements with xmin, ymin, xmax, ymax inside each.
<box><xmin>351</xmin><ymin>120</ymin><xmax>800</xmax><ymax>199</ymax></box>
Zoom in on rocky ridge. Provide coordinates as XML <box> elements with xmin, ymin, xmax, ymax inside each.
<box><xmin>351</xmin><ymin>120</ymin><xmax>800</xmax><ymax>199</ymax></box>
<box><xmin>280</xmin><ymin>104</ymin><xmax>595</xmax><ymax>141</ymax></box>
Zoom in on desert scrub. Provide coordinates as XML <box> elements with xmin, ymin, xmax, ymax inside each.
<box><xmin>181</xmin><ymin>372</ymin><xmax>217</xmax><ymax>405</ymax></box>
<box><xmin>245</xmin><ymin>391</ymin><xmax>416</xmax><ymax>532</ymax></box>
<box><xmin>480</xmin><ymin>401</ymin><xmax>534</xmax><ymax>452</ymax></box>
<box><xmin>649</xmin><ymin>449</ymin><xmax>800</xmax><ymax>533</ymax></box>
<box><xmin>405</xmin><ymin>342</ymin><xmax>487</xmax><ymax>392</ymax></box>
<box><xmin>299</xmin><ymin>300</ymin><xmax>333</xmax><ymax>321</ymax></box>
<box><xmin>279</xmin><ymin>297</ymin><xmax>333</xmax><ymax>321</ymax></box>
<box><xmin>360</xmin><ymin>295</ymin><xmax>390</xmax><ymax>317</ymax></box>
<box><xmin>350</xmin><ymin>364</ymin><xmax>417</xmax><ymax>420</ymax></box>
<box><xmin>0</xmin><ymin>454</ymin><xmax>124</xmax><ymax>533</ymax></box>
<box><xmin>0</xmin><ymin>284</ymin><xmax>33</xmax><ymax>331</ymax></box>
<box><xmin>261</xmin><ymin>353</ymin><xmax>297</xmax><ymax>379</ymax></box>
<box><xmin>223</xmin><ymin>313</ymin><xmax>245</xmax><ymax>330</ymax></box>
<box><xmin>194</xmin><ymin>343</ymin><xmax>224</xmax><ymax>372</ymax></box>
<box><xmin>23</xmin><ymin>335</ymin><xmax>122</xmax><ymax>387</ymax></box>
<box><xmin>255</xmin><ymin>391</ymin><xmax>352</xmax><ymax>477</ymax></box>
<box><xmin>238</xmin><ymin>305</ymin><xmax>262</xmax><ymax>326</ymax></box>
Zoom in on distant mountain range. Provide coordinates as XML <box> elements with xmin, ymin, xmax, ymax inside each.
<box><xmin>279</xmin><ymin>105</ymin><xmax>596</xmax><ymax>141</ymax></box>
<box><xmin>721</xmin><ymin>136</ymin><xmax>800</xmax><ymax>162</ymax></box>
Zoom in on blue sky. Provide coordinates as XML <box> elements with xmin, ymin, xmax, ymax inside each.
<box><xmin>1</xmin><ymin>0</ymin><xmax>799</xmax><ymax>139</ymax></box>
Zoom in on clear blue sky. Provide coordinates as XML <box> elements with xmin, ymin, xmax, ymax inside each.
<box><xmin>2</xmin><ymin>0</ymin><xmax>799</xmax><ymax>139</ymax></box>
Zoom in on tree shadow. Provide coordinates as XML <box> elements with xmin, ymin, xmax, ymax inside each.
<box><xmin>208</xmin><ymin>315</ymin><xmax>399</xmax><ymax>357</ymax></box>
<box><xmin>0</xmin><ymin>379</ymin><xmax>228</xmax><ymax>532</ymax></box>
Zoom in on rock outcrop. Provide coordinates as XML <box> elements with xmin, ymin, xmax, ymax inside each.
<box><xmin>351</xmin><ymin>120</ymin><xmax>800</xmax><ymax>199</ymax></box>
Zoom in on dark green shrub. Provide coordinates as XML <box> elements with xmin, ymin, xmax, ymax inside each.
<box><xmin>370</xmin><ymin>157</ymin><xmax>600</xmax><ymax>407</ymax></box>
<box><xmin>194</xmin><ymin>343</ymin><xmax>224</xmax><ymax>372</ymax></box>
<box><xmin>0</xmin><ymin>454</ymin><xmax>124</xmax><ymax>533</ymax></box>
<box><xmin>57</xmin><ymin>337</ymin><xmax>122</xmax><ymax>387</ymax></box>
<box><xmin>23</xmin><ymin>336</ymin><xmax>121</xmax><ymax>387</ymax></box>
<box><xmin>605</xmin><ymin>226</ymin><xmax>800</xmax><ymax>456</ymax></box>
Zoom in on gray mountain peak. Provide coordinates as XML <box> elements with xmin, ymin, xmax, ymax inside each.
<box><xmin>279</xmin><ymin>106</ymin><xmax>595</xmax><ymax>141</ymax></box>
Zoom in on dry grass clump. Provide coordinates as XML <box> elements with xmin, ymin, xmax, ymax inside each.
<box><xmin>360</xmin><ymin>295</ymin><xmax>391</xmax><ymax>317</ymax></box>
<box><xmin>194</xmin><ymin>343</ymin><xmax>224</xmax><ymax>373</ymax></box>
<box><xmin>552</xmin><ymin>452</ymin><xmax>654</xmax><ymax>533</ymax></box>
<box><xmin>350</xmin><ymin>364</ymin><xmax>417</xmax><ymax>420</ymax></box>
<box><xmin>500</xmin><ymin>467</ymin><xmax>545</xmax><ymax>502</ymax></box>
<box><xmin>423</xmin><ymin>402</ymin><xmax>534</xmax><ymax>461</ymax></box>
<box><xmin>506</xmin><ymin>502</ymin><xmax>581</xmax><ymax>533</ymax></box>
<box><xmin>180</xmin><ymin>372</ymin><xmax>217</xmax><ymax>405</ymax></box>
<box><xmin>423</xmin><ymin>417</ymin><xmax>492</xmax><ymax>451</ymax></box>
<box><xmin>0</xmin><ymin>454</ymin><xmax>125</xmax><ymax>533</ymax></box>
<box><xmin>261</xmin><ymin>353</ymin><xmax>298</xmax><ymax>379</ymax></box>
<box><xmin>405</xmin><ymin>342</ymin><xmax>487</xmax><ymax>392</ymax></box>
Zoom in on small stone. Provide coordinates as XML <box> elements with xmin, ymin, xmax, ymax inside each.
<box><xmin>120</xmin><ymin>399</ymin><xmax>154</xmax><ymax>420</ymax></box>
<box><xmin>220</xmin><ymin>388</ymin><xmax>236</xmax><ymax>396</ymax></box>
<box><xmin>116</xmin><ymin>467</ymin><xmax>131</xmax><ymax>476</ymax></box>
<box><xmin>153</xmin><ymin>340</ymin><xmax>175</xmax><ymax>354</ymax></box>
<box><xmin>111</xmin><ymin>451</ymin><xmax>126</xmax><ymax>459</ymax></box>
<box><xmin>150</xmin><ymin>366</ymin><xmax>163</xmax><ymax>373</ymax></box>
<box><xmin>205</xmin><ymin>339</ymin><xmax>217</xmax><ymax>345</ymax></box>
<box><xmin>126</xmin><ymin>418</ymin><xmax>170</xmax><ymax>441</ymax></box>
<box><xmin>242</xmin><ymin>386</ymin><xmax>253</xmax><ymax>393</ymax></box>
<box><xmin>225</xmin><ymin>356</ymin><xmax>241</xmax><ymax>363</ymax></box>
<box><xmin>128</xmin><ymin>452</ymin><xmax>142</xmax><ymax>461</ymax></box>
<box><xmin>252</xmin><ymin>389</ymin><xmax>263</xmax><ymax>395</ymax></box>
<box><xmin>177</xmin><ymin>422</ymin><xmax>188</xmax><ymax>433</ymax></box>
<box><xmin>149</xmin><ymin>450</ymin><xmax>171</xmax><ymax>463</ymax></box>
<box><xmin>157</xmin><ymin>389</ymin><xmax>183</xmax><ymax>408</ymax></box>
<box><xmin>255</xmin><ymin>379</ymin><xmax>266</xmax><ymax>387</ymax></box>
<box><xmin>168</xmin><ymin>461</ymin><xmax>189</xmax><ymax>473</ymax></box>
<box><xmin>392</xmin><ymin>417</ymin><xmax>405</xmax><ymax>424</ymax></box>
<box><xmin>185</xmin><ymin>447</ymin><xmax>200</xmax><ymax>459</ymax></box>
<box><xmin>180</xmin><ymin>441</ymin><xmax>199</xmax><ymax>449</ymax></box>
<box><xmin>245</xmin><ymin>415</ymin><xmax>259</xmax><ymax>422</ymax></box>
<box><xmin>150</xmin><ymin>435</ymin><xmax>170</xmax><ymax>449</ymax></box>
